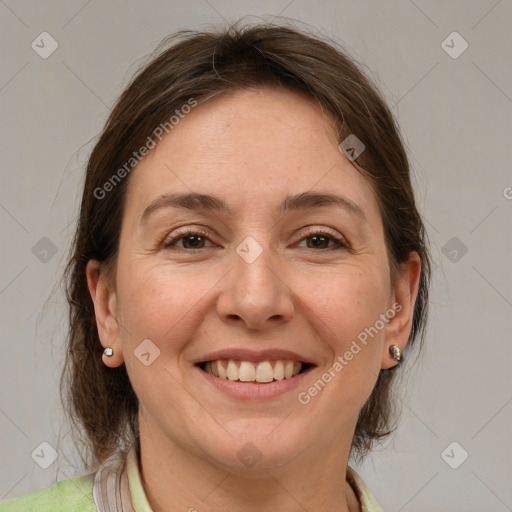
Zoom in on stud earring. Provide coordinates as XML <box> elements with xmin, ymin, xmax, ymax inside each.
<box><xmin>103</xmin><ymin>347</ymin><xmax>114</xmax><ymax>357</ymax></box>
<box><xmin>389</xmin><ymin>345</ymin><xmax>402</xmax><ymax>362</ymax></box>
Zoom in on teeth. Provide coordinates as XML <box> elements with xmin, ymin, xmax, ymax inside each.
<box><xmin>256</xmin><ymin>361</ymin><xmax>274</xmax><ymax>382</ymax></box>
<box><xmin>284</xmin><ymin>361</ymin><xmax>294</xmax><ymax>379</ymax></box>
<box><xmin>239</xmin><ymin>361</ymin><xmax>256</xmax><ymax>381</ymax></box>
<box><xmin>227</xmin><ymin>360</ymin><xmax>238</xmax><ymax>381</ymax></box>
<box><xmin>273</xmin><ymin>360</ymin><xmax>284</xmax><ymax>380</ymax></box>
<box><xmin>203</xmin><ymin>359</ymin><xmax>304</xmax><ymax>382</ymax></box>
<box><xmin>217</xmin><ymin>360</ymin><xmax>227</xmax><ymax>379</ymax></box>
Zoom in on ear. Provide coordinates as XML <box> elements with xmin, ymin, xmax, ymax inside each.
<box><xmin>86</xmin><ymin>260</ymin><xmax>124</xmax><ymax>367</ymax></box>
<box><xmin>381</xmin><ymin>252</ymin><xmax>421</xmax><ymax>369</ymax></box>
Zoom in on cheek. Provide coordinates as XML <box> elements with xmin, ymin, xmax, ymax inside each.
<box><xmin>116</xmin><ymin>264</ymin><xmax>216</xmax><ymax>349</ymax></box>
<box><xmin>299</xmin><ymin>263</ymin><xmax>389</xmax><ymax>405</ymax></box>
<box><xmin>117</xmin><ymin>266</ymin><xmax>206</xmax><ymax>419</ymax></box>
<box><xmin>302</xmin><ymin>264</ymin><xmax>390</xmax><ymax>343</ymax></box>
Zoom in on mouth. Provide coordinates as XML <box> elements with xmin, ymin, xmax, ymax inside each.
<box><xmin>196</xmin><ymin>359</ymin><xmax>316</xmax><ymax>383</ymax></box>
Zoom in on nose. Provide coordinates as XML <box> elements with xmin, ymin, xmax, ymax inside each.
<box><xmin>216</xmin><ymin>241</ymin><xmax>295</xmax><ymax>330</ymax></box>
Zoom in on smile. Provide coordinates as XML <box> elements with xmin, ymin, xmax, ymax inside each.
<box><xmin>198</xmin><ymin>359</ymin><xmax>314</xmax><ymax>383</ymax></box>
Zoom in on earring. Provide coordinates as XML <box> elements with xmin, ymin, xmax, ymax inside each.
<box><xmin>389</xmin><ymin>345</ymin><xmax>402</xmax><ymax>362</ymax></box>
<box><xmin>103</xmin><ymin>347</ymin><xmax>114</xmax><ymax>357</ymax></box>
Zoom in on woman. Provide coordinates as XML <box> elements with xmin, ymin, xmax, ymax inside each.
<box><xmin>0</xmin><ymin>21</ymin><xmax>430</xmax><ymax>512</ymax></box>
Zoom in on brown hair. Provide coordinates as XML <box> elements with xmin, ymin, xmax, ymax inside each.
<box><xmin>61</xmin><ymin>20</ymin><xmax>431</xmax><ymax>470</ymax></box>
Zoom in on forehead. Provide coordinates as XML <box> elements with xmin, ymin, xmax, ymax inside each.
<box><xmin>124</xmin><ymin>88</ymin><xmax>381</xmax><ymax>225</ymax></box>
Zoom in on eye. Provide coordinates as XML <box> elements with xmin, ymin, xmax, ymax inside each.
<box><xmin>162</xmin><ymin>227</ymin><xmax>214</xmax><ymax>250</ymax></box>
<box><xmin>296</xmin><ymin>228</ymin><xmax>350</xmax><ymax>251</ymax></box>
<box><xmin>161</xmin><ymin>227</ymin><xmax>350</xmax><ymax>252</ymax></box>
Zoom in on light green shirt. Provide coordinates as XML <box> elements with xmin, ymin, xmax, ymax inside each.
<box><xmin>0</xmin><ymin>443</ymin><xmax>383</xmax><ymax>511</ymax></box>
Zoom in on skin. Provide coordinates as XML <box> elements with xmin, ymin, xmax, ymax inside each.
<box><xmin>87</xmin><ymin>88</ymin><xmax>420</xmax><ymax>512</ymax></box>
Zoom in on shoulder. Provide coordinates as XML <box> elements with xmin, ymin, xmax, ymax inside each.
<box><xmin>346</xmin><ymin>466</ymin><xmax>384</xmax><ymax>512</ymax></box>
<box><xmin>0</xmin><ymin>473</ymin><xmax>96</xmax><ymax>512</ymax></box>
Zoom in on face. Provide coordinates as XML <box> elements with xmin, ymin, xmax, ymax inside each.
<box><xmin>88</xmin><ymin>88</ymin><xmax>419</xmax><ymax>473</ymax></box>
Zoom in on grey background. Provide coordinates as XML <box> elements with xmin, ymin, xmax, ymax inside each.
<box><xmin>1</xmin><ymin>1</ymin><xmax>511</xmax><ymax>510</ymax></box>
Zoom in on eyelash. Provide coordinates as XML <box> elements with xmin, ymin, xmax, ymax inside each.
<box><xmin>161</xmin><ymin>227</ymin><xmax>350</xmax><ymax>252</ymax></box>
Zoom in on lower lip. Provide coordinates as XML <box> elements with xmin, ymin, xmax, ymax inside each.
<box><xmin>196</xmin><ymin>365</ymin><xmax>315</xmax><ymax>399</ymax></box>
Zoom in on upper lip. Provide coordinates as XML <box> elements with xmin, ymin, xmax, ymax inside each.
<box><xmin>193</xmin><ymin>348</ymin><xmax>317</xmax><ymax>365</ymax></box>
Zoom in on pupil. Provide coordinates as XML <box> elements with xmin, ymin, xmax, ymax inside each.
<box><xmin>309</xmin><ymin>235</ymin><xmax>327</xmax><ymax>248</ymax></box>
<box><xmin>185</xmin><ymin>236</ymin><xmax>203</xmax><ymax>248</ymax></box>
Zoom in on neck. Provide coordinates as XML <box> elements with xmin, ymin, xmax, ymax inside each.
<box><xmin>137</xmin><ymin>422</ymin><xmax>361</xmax><ymax>512</ymax></box>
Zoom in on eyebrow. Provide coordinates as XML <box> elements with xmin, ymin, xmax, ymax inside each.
<box><xmin>140</xmin><ymin>191</ymin><xmax>366</xmax><ymax>225</ymax></box>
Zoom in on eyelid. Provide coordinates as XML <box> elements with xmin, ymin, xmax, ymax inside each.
<box><xmin>296</xmin><ymin>226</ymin><xmax>350</xmax><ymax>250</ymax></box>
<box><xmin>162</xmin><ymin>225</ymin><xmax>351</xmax><ymax>251</ymax></box>
<box><xmin>162</xmin><ymin>226</ymin><xmax>213</xmax><ymax>247</ymax></box>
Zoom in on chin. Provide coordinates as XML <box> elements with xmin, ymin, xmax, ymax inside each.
<box><xmin>194</xmin><ymin>420</ymin><xmax>311</xmax><ymax>473</ymax></box>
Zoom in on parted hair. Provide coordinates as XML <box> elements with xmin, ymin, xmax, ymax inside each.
<box><xmin>61</xmin><ymin>20</ymin><xmax>431</xmax><ymax>470</ymax></box>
